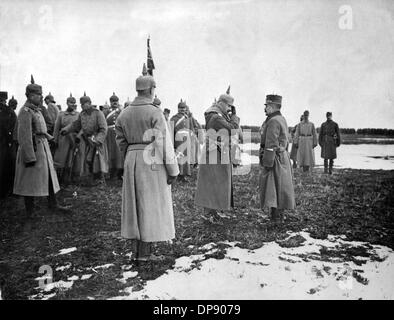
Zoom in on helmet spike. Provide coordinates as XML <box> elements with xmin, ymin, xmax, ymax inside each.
<box><xmin>30</xmin><ymin>75</ymin><xmax>35</xmax><ymax>84</ymax></box>
<box><xmin>226</xmin><ymin>85</ymin><xmax>230</xmax><ymax>94</ymax></box>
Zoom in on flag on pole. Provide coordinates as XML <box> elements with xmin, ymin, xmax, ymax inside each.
<box><xmin>147</xmin><ymin>36</ymin><xmax>155</xmax><ymax>76</ymax></box>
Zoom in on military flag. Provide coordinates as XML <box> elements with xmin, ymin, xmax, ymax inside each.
<box><xmin>147</xmin><ymin>36</ymin><xmax>155</xmax><ymax>76</ymax></box>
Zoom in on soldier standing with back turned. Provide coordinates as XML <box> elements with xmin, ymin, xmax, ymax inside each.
<box><xmin>319</xmin><ymin>111</ymin><xmax>341</xmax><ymax>174</ymax></box>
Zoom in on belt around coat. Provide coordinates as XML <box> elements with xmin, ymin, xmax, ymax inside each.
<box><xmin>127</xmin><ymin>143</ymin><xmax>151</xmax><ymax>151</ymax></box>
<box><xmin>300</xmin><ymin>134</ymin><xmax>312</xmax><ymax>137</ymax></box>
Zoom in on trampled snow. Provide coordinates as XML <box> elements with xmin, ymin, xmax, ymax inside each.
<box><xmin>111</xmin><ymin>232</ymin><xmax>394</xmax><ymax>300</ymax></box>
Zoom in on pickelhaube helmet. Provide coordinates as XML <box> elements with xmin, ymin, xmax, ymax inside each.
<box><xmin>9</xmin><ymin>95</ymin><xmax>18</xmax><ymax>107</ymax></box>
<box><xmin>25</xmin><ymin>75</ymin><xmax>43</xmax><ymax>96</ymax></box>
<box><xmin>109</xmin><ymin>92</ymin><xmax>119</xmax><ymax>102</ymax></box>
<box><xmin>67</xmin><ymin>92</ymin><xmax>76</xmax><ymax>104</ymax></box>
<box><xmin>218</xmin><ymin>85</ymin><xmax>234</xmax><ymax>107</ymax></box>
<box><xmin>45</xmin><ymin>92</ymin><xmax>56</xmax><ymax>103</ymax></box>
<box><xmin>80</xmin><ymin>91</ymin><xmax>91</xmax><ymax>104</ymax></box>
<box><xmin>153</xmin><ymin>94</ymin><xmax>161</xmax><ymax>106</ymax></box>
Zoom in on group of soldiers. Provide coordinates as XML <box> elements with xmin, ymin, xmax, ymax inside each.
<box><xmin>0</xmin><ymin>62</ymin><xmax>341</xmax><ymax>261</ymax></box>
<box><xmin>289</xmin><ymin>110</ymin><xmax>341</xmax><ymax>174</ymax></box>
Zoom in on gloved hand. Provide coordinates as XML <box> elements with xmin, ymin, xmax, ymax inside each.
<box><xmin>167</xmin><ymin>175</ymin><xmax>177</xmax><ymax>185</ymax></box>
<box><xmin>25</xmin><ymin>161</ymin><xmax>36</xmax><ymax>168</ymax></box>
<box><xmin>49</xmin><ymin>139</ymin><xmax>58</xmax><ymax>149</ymax></box>
<box><xmin>60</xmin><ymin>129</ymin><xmax>67</xmax><ymax>136</ymax></box>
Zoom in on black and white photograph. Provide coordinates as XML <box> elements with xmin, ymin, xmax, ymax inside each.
<box><xmin>0</xmin><ymin>0</ymin><xmax>393</xmax><ymax>304</ymax></box>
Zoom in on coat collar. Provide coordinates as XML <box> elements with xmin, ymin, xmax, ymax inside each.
<box><xmin>266</xmin><ymin>110</ymin><xmax>281</xmax><ymax>121</ymax></box>
<box><xmin>130</xmin><ymin>96</ymin><xmax>154</xmax><ymax>106</ymax></box>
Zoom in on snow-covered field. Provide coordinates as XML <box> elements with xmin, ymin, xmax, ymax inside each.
<box><xmin>240</xmin><ymin>143</ymin><xmax>394</xmax><ymax>170</ymax></box>
<box><xmin>109</xmin><ymin>232</ymin><xmax>394</xmax><ymax>300</ymax></box>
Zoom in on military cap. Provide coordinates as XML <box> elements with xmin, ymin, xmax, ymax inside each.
<box><xmin>80</xmin><ymin>91</ymin><xmax>91</xmax><ymax>104</ymax></box>
<box><xmin>153</xmin><ymin>95</ymin><xmax>161</xmax><ymax>106</ymax></box>
<box><xmin>67</xmin><ymin>93</ymin><xmax>76</xmax><ymax>104</ymax></box>
<box><xmin>9</xmin><ymin>95</ymin><xmax>17</xmax><ymax>107</ymax></box>
<box><xmin>0</xmin><ymin>91</ymin><xmax>8</xmax><ymax>100</ymax></box>
<box><xmin>45</xmin><ymin>92</ymin><xmax>56</xmax><ymax>103</ymax></box>
<box><xmin>264</xmin><ymin>94</ymin><xmax>282</xmax><ymax>106</ymax></box>
<box><xmin>164</xmin><ymin>108</ymin><xmax>170</xmax><ymax>114</ymax></box>
<box><xmin>326</xmin><ymin>111</ymin><xmax>332</xmax><ymax>117</ymax></box>
<box><xmin>110</xmin><ymin>92</ymin><xmax>119</xmax><ymax>102</ymax></box>
<box><xmin>136</xmin><ymin>63</ymin><xmax>156</xmax><ymax>91</ymax></box>
<box><xmin>303</xmin><ymin>110</ymin><xmax>310</xmax><ymax>116</ymax></box>
<box><xmin>218</xmin><ymin>85</ymin><xmax>234</xmax><ymax>107</ymax></box>
<box><xmin>26</xmin><ymin>75</ymin><xmax>42</xmax><ymax>95</ymax></box>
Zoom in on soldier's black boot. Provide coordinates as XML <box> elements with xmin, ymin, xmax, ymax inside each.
<box><xmin>47</xmin><ymin>175</ymin><xmax>71</xmax><ymax>213</ymax></box>
<box><xmin>24</xmin><ymin>196</ymin><xmax>35</xmax><ymax>218</ymax></box>
<box><xmin>117</xmin><ymin>169</ymin><xmax>123</xmax><ymax>180</ymax></box>
<box><xmin>324</xmin><ymin>160</ymin><xmax>328</xmax><ymax>174</ymax></box>
<box><xmin>329</xmin><ymin>159</ymin><xmax>333</xmax><ymax>174</ymax></box>
<box><xmin>270</xmin><ymin>208</ymin><xmax>280</xmax><ymax>224</ymax></box>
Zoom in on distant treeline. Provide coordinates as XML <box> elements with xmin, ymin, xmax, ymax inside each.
<box><xmin>238</xmin><ymin>126</ymin><xmax>394</xmax><ymax>136</ymax></box>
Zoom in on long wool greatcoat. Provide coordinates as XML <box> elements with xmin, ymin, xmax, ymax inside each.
<box><xmin>194</xmin><ymin>105</ymin><xmax>240</xmax><ymax>210</ymax></box>
<box><xmin>47</xmin><ymin>102</ymin><xmax>59</xmax><ymax>135</ymax></box>
<box><xmin>294</xmin><ymin>120</ymin><xmax>318</xmax><ymax>167</ymax></box>
<box><xmin>53</xmin><ymin>110</ymin><xmax>80</xmax><ymax>169</ymax></box>
<box><xmin>63</xmin><ymin>108</ymin><xmax>108</xmax><ymax>176</ymax></box>
<box><xmin>106</xmin><ymin>108</ymin><xmax>124</xmax><ymax>170</ymax></box>
<box><xmin>13</xmin><ymin>101</ymin><xmax>60</xmax><ymax>197</ymax></box>
<box><xmin>0</xmin><ymin>103</ymin><xmax>17</xmax><ymax>198</ymax></box>
<box><xmin>319</xmin><ymin>120</ymin><xmax>341</xmax><ymax>160</ymax></box>
<box><xmin>170</xmin><ymin>112</ymin><xmax>192</xmax><ymax>176</ymax></box>
<box><xmin>259</xmin><ymin>112</ymin><xmax>295</xmax><ymax>210</ymax></box>
<box><xmin>115</xmin><ymin>96</ymin><xmax>179</xmax><ymax>242</ymax></box>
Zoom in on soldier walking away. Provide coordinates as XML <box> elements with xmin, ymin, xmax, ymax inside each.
<box><xmin>289</xmin><ymin>115</ymin><xmax>303</xmax><ymax>169</ymax></box>
<box><xmin>53</xmin><ymin>93</ymin><xmax>80</xmax><ymax>186</ymax></box>
<box><xmin>294</xmin><ymin>110</ymin><xmax>318</xmax><ymax>173</ymax></box>
<box><xmin>319</xmin><ymin>112</ymin><xmax>341</xmax><ymax>174</ymax></box>
<box><xmin>0</xmin><ymin>91</ymin><xmax>17</xmax><ymax>199</ymax></box>
<box><xmin>106</xmin><ymin>92</ymin><xmax>124</xmax><ymax>180</ymax></box>
<box><xmin>259</xmin><ymin>95</ymin><xmax>295</xmax><ymax>224</ymax></box>
<box><xmin>195</xmin><ymin>86</ymin><xmax>240</xmax><ymax>221</ymax></box>
<box><xmin>60</xmin><ymin>92</ymin><xmax>108</xmax><ymax>186</ymax></box>
<box><xmin>13</xmin><ymin>76</ymin><xmax>70</xmax><ymax>217</ymax></box>
<box><xmin>115</xmin><ymin>63</ymin><xmax>179</xmax><ymax>262</ymax></box>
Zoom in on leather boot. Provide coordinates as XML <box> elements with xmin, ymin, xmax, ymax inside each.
<box><xmin>329</xmin><ymin>159</ymin><xmax>333</xmax><ymax>174</ymax></box>
<box><xmin>270</xmin><ymin>208</ymin><xmax>279</xmax><ymax>223</ymax></box>
<box><xmin>324</xmin><ymin>160</ymin><xmax>328</xmax><ymax>174</ymax></box>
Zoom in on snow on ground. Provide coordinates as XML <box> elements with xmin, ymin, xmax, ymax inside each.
<box><xmin>57</xmin><ymin>247</ymin><xmax>77</xmax><ymax>255</ymax></box>
<box><xmin>111</xmin><ymin>232</ymin><xmax>394</xmax><ymax>300</ymax></box>
<box><xmin>240</xmin><ymin>143</ymin><xmax>394</xmax><ymax>170</ymax></box>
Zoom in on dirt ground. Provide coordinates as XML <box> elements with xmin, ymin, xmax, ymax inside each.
<box><xmin>0</xmin><ymin>166</ymin><xmax>393</xmax><ymax>299</ymax></box>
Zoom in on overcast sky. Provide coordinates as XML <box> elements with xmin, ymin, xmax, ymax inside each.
<box><xmin>0</xmin><ymin>0</ymin><xmax>393</xmax><ymax>128</ymax></box>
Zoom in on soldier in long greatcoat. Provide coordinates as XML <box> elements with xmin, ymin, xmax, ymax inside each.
<box><xmin>289</xmin><ymin>115</ymin><xmax>303</xmax><ymax>168</ymax></box>
<box><xmin>259</xmin><ymin>95</ymin><xmax>295</xmax><ymax>223</ymax></box>
<box><xmin>106</xmin><ymin>92</ymin><xmax>124</xmax><ymax>180</ymax></box>
<box><xmin>61</xmin><ymin>92</ymin><xmax>108</xmax><ymax>186</ymax></box>
<box><xmin>194</xmin><ymin>87</ymin><xmax>240</xmax><ymax>221</ymax></box>
<box><xmin>319</xmin><ymin>112</ymin><xmax>341</xmax><ymax>174</ymax></box>
<box><xmin>294</xmin><ymin>110</ymin><xmax>318</xmax><ymax>172</ymax></box>
<box><xmin>13</xmin><ymin>76</ymin><xmax>70</xmax><ymax>217</ymax></box>
<box><xmin>170</xmin><ymin>100</ymin><xmax>193</xmax><ymax>181</ymax></box>
<box><xmin>53</xmin><ymin>93</ymin><xmax>80</xmax><ymax>185</ymax></box>
<box><xmin>44</xmin><ymin>92</ymin><xmax>59</xmax><ymax>136</ymax></box>
<box><xmin>115</xmin><ymin>64</ymin><xmax>179</xmax><ymax>261</ymax></box>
